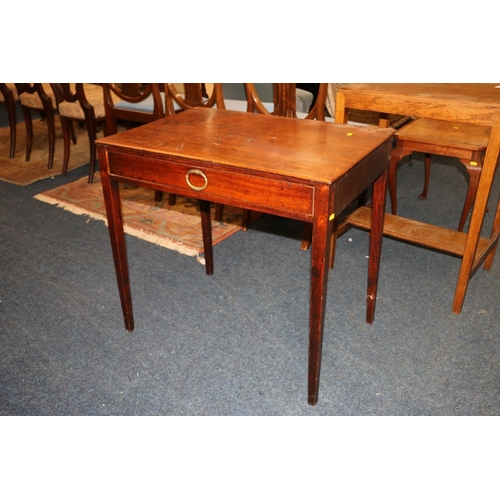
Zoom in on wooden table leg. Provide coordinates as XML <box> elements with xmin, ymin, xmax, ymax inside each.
<box><xmin>484</xmin><ymin>196</ymin><xmax>500</xmax><ymax>271</ymax></box>
<box><xmin>367</xmin><ymin>170</ymin><xmax>388</xmax><ymax>324</ymax></box>
<box><xmin>453</xmin><ymin>113</ymin><xmax>500</xmax><ymax>313</ymax></box>
<box><xmin>308</xmin><ymin>187</ymin><xmax>332</xmax><ymax>405</ymax></box>
<box><xmin>99</xmin><ymin>160</ymin><xmax>134</xmax><ymax>332</ymax></box>
<box><xmin>199</xmin><ymin>200</ymin><xmax>214</xmax><ymax>275</ymax></box>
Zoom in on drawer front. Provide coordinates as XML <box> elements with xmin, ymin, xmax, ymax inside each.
<box><xmin>107</xmin><ymin>151</ymin><xmax>315</xmax><ymax>219</ymax></box>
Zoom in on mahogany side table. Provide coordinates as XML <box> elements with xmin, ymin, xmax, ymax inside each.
<box><xmin>96</xmin><ymin>108</ymin><xmax>394</xmax><ymax>405</ymax></box>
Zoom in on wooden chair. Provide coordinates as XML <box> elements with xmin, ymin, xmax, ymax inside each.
<box><xmin>166</xmin><ymin>83</ymin><xmax>309</xmax><ymax>114</ymax></box>
<box><xmin>102</xmin><ymin>83</ymin><xmax>174</xmax><ymax>135</ymax></box>
<box><xmin>222</xmin><ymin>83</ymin><xmax>315</xmax><ymax>114</ymax></box>
<box><xmin>166</xmin><ymin>83</ymin><xmax>227</xmax><ymax>111</ymax></box>
<box><xmin>388</xmin><ymin>118</ymin><xmax>494</xmax><ymax>232</ymax></box>
<box><xmin>167</xmin><ymin>83</ymin><xmax>278</xmax><ymax>115</ymax></box>
<box><xmin>0</xmin><ymin>83</ymin><xmax>19</xmax><ymax>158</ymax></box>
<box><xmin>51</xmin><ymin>83</ymin><xmax>107</xmax><ymax>183</ymax></box>
<box><xmin>16</xmin><ymin>83</ymin><xmax>58</xmax><ymax>170</ymax></box>
<box><xmin>245</xmin><ymin>83</ymin><xmax>327</xmax><ymax>120</ymax></box>
<box><xmin>103</xmin><ymin>83</ymin><xmax>175</xmax><ymax>202</ymax></box>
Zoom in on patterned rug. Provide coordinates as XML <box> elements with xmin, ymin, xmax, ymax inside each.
<box><xmin>0</xmin><ymin>119</ymin><xmax>96</xmax><ymax>186</ymax></box>
<box><xmin>35</xmin><ymin>173</ymin><xmax>252</xmax><ymax>262</ymax></box>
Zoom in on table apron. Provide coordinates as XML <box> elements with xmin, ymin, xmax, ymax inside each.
<box><xmin>332</xmin><ymin>141</ymin><xmax>391</xmax><ymax>215</ymax></box>
<box><xmin>105</xmin><ymin>150</ymin><xmax>316</xmax><ymax>221</ymax></box>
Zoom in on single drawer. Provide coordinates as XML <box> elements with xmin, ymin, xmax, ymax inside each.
<box><xmin>107</xmin><ymin>150</ymin><xmax>315</xmax><ymax>219</ymax></box>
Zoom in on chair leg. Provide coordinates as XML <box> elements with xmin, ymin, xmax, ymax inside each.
<box><xmin>419</xmin><ymin>153</ymin><xmax>431</xmax><ymax>200</ymax></box>
<box><xmin>301</xmin><ymin>223</ymin><xmax>312</xmax><ymax>251</ymax></box>
<box><xmin>213</xmin><ymin>204</ymin><xmax>250</xmax><ymax>227</ymax></box>
<box><xmin>70</xmin><ymin>121</ymin><xmax>77</xmax><ymax>145</ymax></box>
<box><xmin>329</xmin><ymin>219</ymin><xmax>338</xmax><ymax>270</ymax></box>
<box><xmin>154</xmin><ymin>190</ymin><xmax>177</xmax><ymax>205</ymax></box>
<box><xmin>45</xmin><ymin>108</ymin><xmax>56</xmax><ymax>170</ymax></box>
<box><xmin>241</xmin><ymin>209</ymin><xmax>252</xmax><ymax>230</ymax></box>
<box><xmin>86</xmin><ymin>118</ymin><xmax>98</xmax><ymax>183</ymax></box>
<box><xmin>357</xmin><ymin>189</ymin><xmax>369</xmax><ymax>208</ymax></box>
<box><xmin>101</xmin><ymin>120</ymin><xmax>108</xmax><ymax>137</ymax></box>
<box><xmin>5</xmin><ymin>97</ymin><xmax>17</xmax><ymax>158</ymax></box>
<box><xmin>21</xmin><ymin>106</ymin><xmax>33</xmax><ymax>162</ymax></box>
<box><xmin>457</xmin><ymin>159</ymin><xmax>482</xmax><ymax>232</ymax></box>
<box><xmin>105</xmin><ymin>116</ymin><xmax>118</xmax><ymax>136</ymax></box>
<box><xmin>299</xmin><ymin>221</ymin><xmax>337</xmax><ymax>265</ymax></box>
<box><xmin>214</xmin><ymin>203</ymin><xmax>224</xmax><ymax>222</ymax></box>
<box><xmin>60</xmin><ymin>116</ymin><xmax>72</xmax><ymax>176</ymax></box>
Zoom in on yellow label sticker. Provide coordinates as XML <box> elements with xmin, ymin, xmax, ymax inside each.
<box><xmin>453</xmin><ymin>126</ymin><xmax>459</xmax><ymax>129</ymax></box>
<box><xmin>347</xmin><ymin>132</ymin><xmax>353</xmax><ymax>136</ymax></box>
<box><xmin>329</xmin><ymin>213</ymin><xmax>335</xmax><ymax>221</ymax></box>
<box><xmin>470</xmin><ymin>161</ymin><xmax>478</xmax><ymax>166</ymax></box>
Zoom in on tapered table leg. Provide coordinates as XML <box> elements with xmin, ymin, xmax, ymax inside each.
<box><xmin>484</xmin><ymin>197</ymin><xmax>500</xmax><ymax>271</ymax></box>
<box><xmin>367</xmin><ymin>170</ymin><xmax>388</xmax><ymax>324</ymax></box>
<box><xmin>99</xmin><ymin>152</ymin><xmax>134</xmax><ymax>332</ymax></box>
<box><xmin>308</xmin><ymin>187</ymin><xmax>332</xmax><ymax>405</ymax></box>
<box><xmin>199</xmin><ymin>200</ymin><xmax>214</xmax><ymax>275</ymax></box>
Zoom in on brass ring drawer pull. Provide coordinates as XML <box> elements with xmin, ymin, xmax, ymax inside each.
<box><xmin>185</xmin><ymin>169</ymin><xmax>208</xmax><ymax>191</ymax></box>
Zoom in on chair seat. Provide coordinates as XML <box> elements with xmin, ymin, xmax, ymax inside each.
<box><xmin>19</xmin><ymin>83</ymin><xmax>56</xmax><ymax>109</ymax></box>
<box><xmin>295</xmin><ymin>88</ymin><xmax>313</xmax><ymax>113</ymax></box>
<box><xmin>58</xmin><ymin>84</ymin><xmax>106</xmax><ymax>120</ymax></box>
<box><xmin>222</xmin><ymin>83</ymin><xmax>313</xmax><ymax>114</ymax></box>
<box><xmin>223</xmin><ymin>99</ymin><xmax>274</xmax><ymax>113</ymax></box>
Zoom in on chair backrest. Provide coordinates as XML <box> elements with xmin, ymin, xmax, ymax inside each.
<box><xmin>16</xmin><ymin>83</ymin><xmax>56</xmax><ymax>112</ymax></box>
<box><xmin>0</xmin><ymin>83</ymin><xmax>19</xmax><ymax>158</ymax></box>
<box><xmin>51</xmin><ymin>83</ymin><xmax>97</xmax><ymax>123</ymax></box>
<box><xmin>0</xmin><ymin>83</ymin><xmax>19</xmax><ymax>103</ymax></box>
<box><xmin>166</xmin><ymin>83</ymin><xmax>226</xmax><ymax>111</ymax></box>
<box><xmin>244</xmin><ymin>83</ymin><xmax>327</xmax><ymax>120</ymax></box>
<box><xmin>223</xmin><ymin>83</ymin><xmax>272</xmax><ymax>103</ymax></box>
<box><xmin>102</xmin><ymin>83</ymin><xmax>173</xmax><ymax>134</ymax></box>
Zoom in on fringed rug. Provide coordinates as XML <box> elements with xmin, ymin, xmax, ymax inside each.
<box><xmin>0</xmin><ymin>119</ymin><xmax>96</xmax><ymax>186</ymax></box>
<box><xmin>35</xmin><ymin>172</ymin><xmax>252</xmax><ymax>262</ymax></box>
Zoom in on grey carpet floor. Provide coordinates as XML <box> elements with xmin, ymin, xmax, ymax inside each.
<box><xmin>1</xmin><ymin>121</ymin><xmax>500</xmax><ymax>415</ymax></box>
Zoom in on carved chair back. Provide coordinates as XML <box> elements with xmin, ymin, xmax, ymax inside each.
<box><xmin>244</xmin><ymin>83</ymin><xmax>327</xmax><ymax>120</ymax></box>
<box><xmin>166</xmin><ymin>83</ymin><xmax>226</xmax><ymax>111</ymax></box>
<box><xmin>102</xmin><ymin>83</ymin><xmax>173</xmax><ymax>135</ymax></box>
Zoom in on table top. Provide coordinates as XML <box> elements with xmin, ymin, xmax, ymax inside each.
<box><xmin>340</xmin><ymin>83</ymin><xmax>500</xmax><ymax>105</ymax></box>
<box><xmin>96</xmin><ymin>107</ymin><xmax>394</xmax><ymax>185</ymax></box>
<box><xmin>337</xmin><ymin>84</ymin><xmax>500</xmax><ymax>125</ymax></box>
